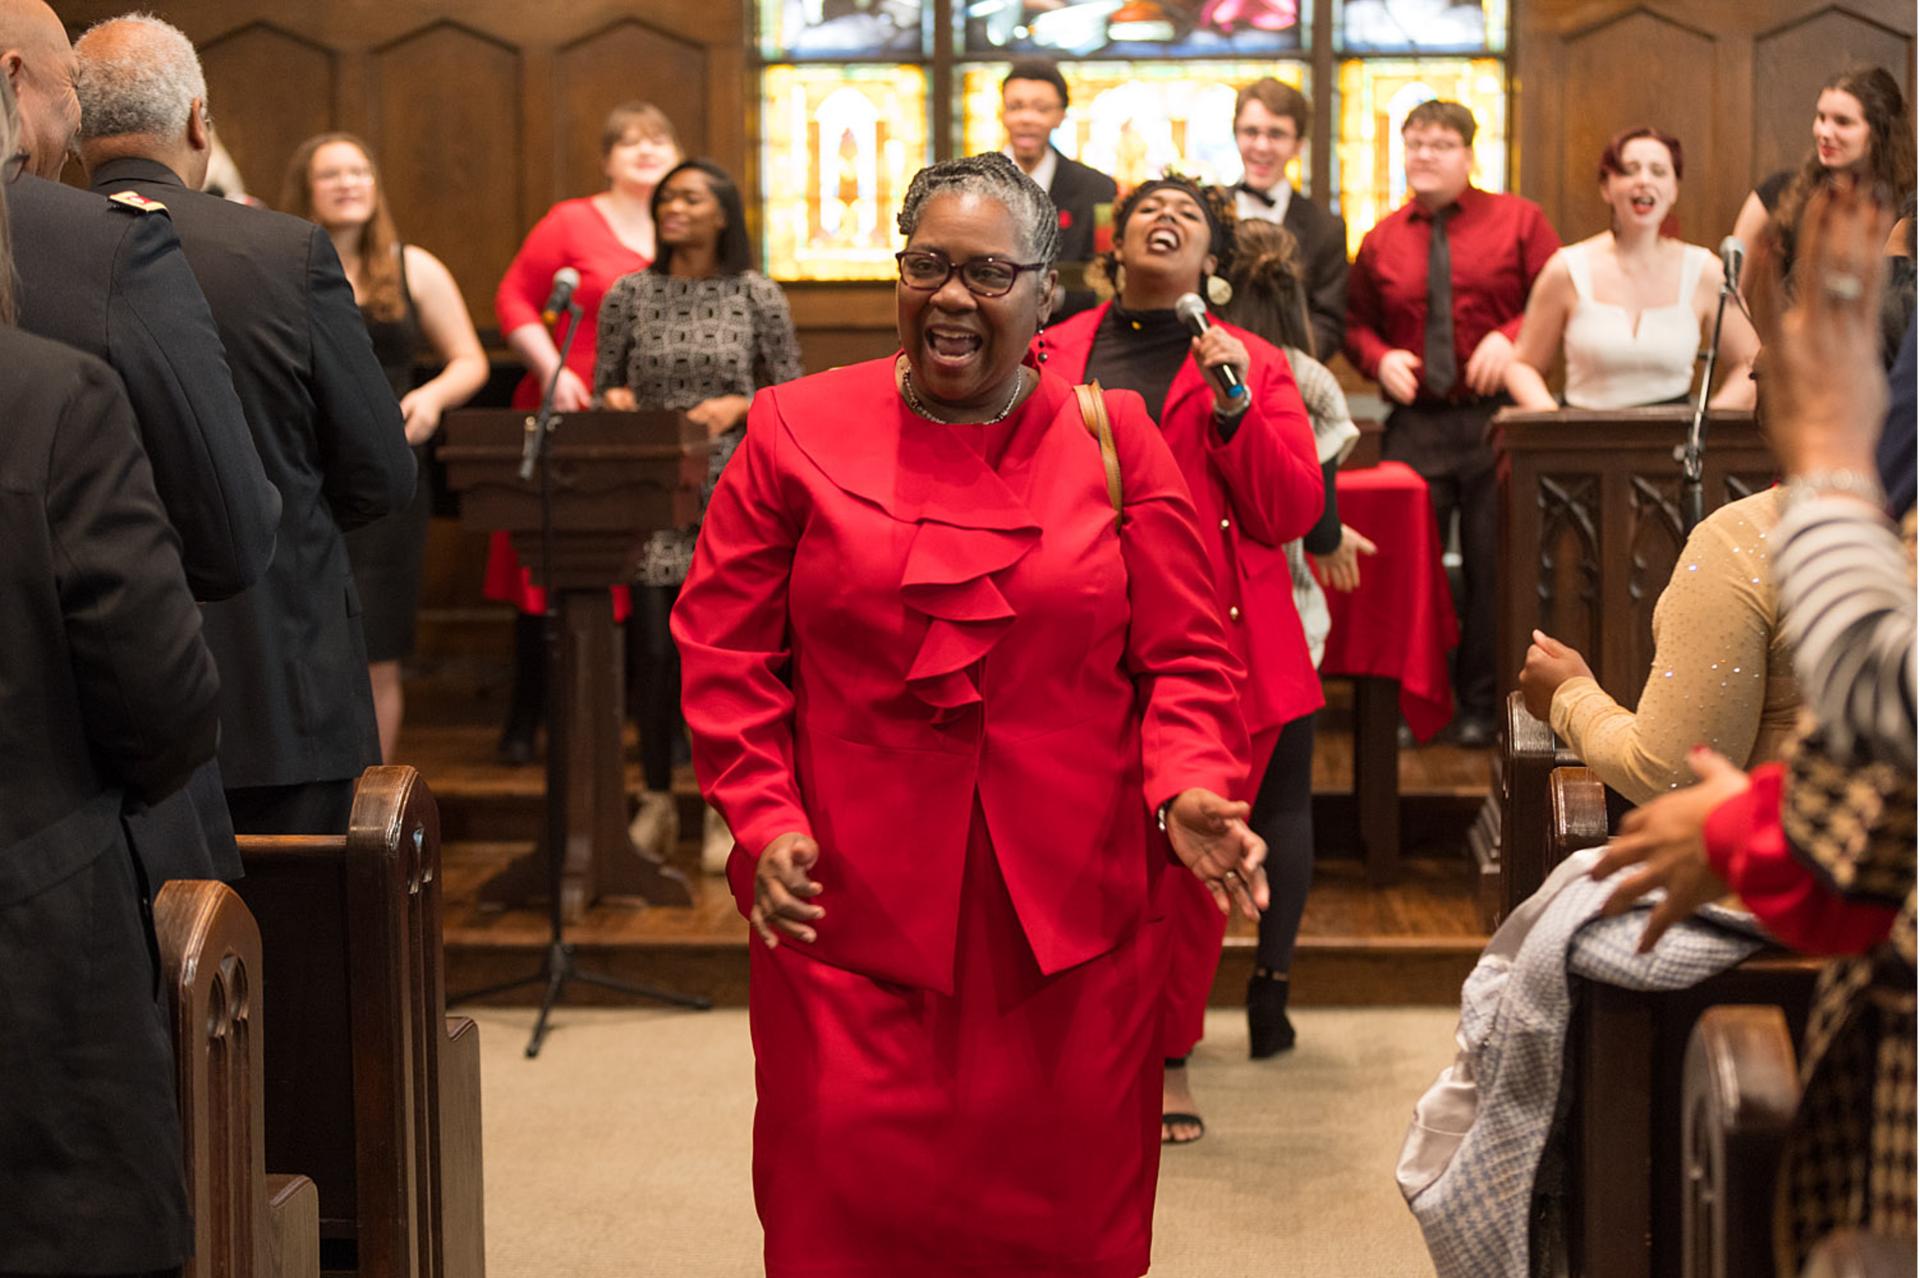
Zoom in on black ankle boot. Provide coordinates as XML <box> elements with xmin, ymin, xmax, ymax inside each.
<box><xmin>1247</xmin><ymin>966</ymin><xmax>1295</xmax><ymax>1059</ymax></box>
<box><xmin>496</xmin><ymin>613</ymin><xmax>547</xmax><ymax>765</ymax></box>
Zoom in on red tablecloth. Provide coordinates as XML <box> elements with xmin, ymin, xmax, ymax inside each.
<box><xmin>1317</xmin><ymin>461</ymin><xmax>1459</xmax><ymax>741</ymax></box>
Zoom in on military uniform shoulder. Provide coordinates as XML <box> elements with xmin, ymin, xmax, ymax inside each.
<box><xmin>106</xmin><ymin>190</ymin><xmax>170</xmax><ymax>216</ymax></box>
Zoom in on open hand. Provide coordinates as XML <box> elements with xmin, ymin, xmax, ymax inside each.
<box><xmin>1464</xmin><ymin>329</ymin><xmax>1515</xmax><ymax>396</ymax></box>
<box><xmin>550</xmin><ymin>367</ymin><xmax>593</xmax><ymax>413</ymax></box>
<box><xmin>398</xmin><ymin>388</ymin><xmax>442</xmax><ymax>445</ymax></box>
<box><xmin>686</xmin><ymin>394</ymin><xmax>752</xmax><ymax>438</ymax></box>
<box><xmin>750</xmin><ymin>832</ymin><xmax>824</xmax><ymax>948</ymax></box>
<box><xmin>1165</xmin><ymin>788</ymin><xmax>1269</xmax><ymax>921</ymax></box>
<box><xmin>1313</xmin><ymin>524</ymin><xmax>1377</xmax><ymax>593</ymax></box>
<box><xmin>1589</xmin><ymin>749</ymin><xmax>1750</xmax><ymax>952</ymax></box>
<box><xmin>600</xmin><ymin>386</ymin><xmax>638</xmax><ymax>412</ymax></box>
<box><xmin>1518</xmin><ymin>629</ymin><xmax>1593</xmax><ymax>722</ymax></box>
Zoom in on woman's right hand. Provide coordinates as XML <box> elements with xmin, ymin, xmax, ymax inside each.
<box><xmin>1313</xmin><ymin>524</ymin><xmax>1377</xmax><ymax>593</ymax></box>
<box><xmin>551</xmin><ymin>368</ymin><xmax>593</xmax><ymax>413</ymax></box>
<box><xmin>601</xmin><ymin>386</ymin><xmax>638</xmax><ymax>412</ymax></box>
<box><xmin>751</xmin><ymin>832</ymin><xmax>824</xmax><ymax>948</ymax></box>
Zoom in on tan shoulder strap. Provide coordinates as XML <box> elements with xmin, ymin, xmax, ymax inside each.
<box><xmin>1074</xmin><ymin>380</ymin><xmax>1123</xmax><ymax>529</ymax></box>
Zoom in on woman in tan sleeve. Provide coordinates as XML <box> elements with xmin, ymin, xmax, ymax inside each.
<box><xmin>1518</xmin><ymin>488</ymin><xmax>1801</xmax><ymax>804</ymax></box>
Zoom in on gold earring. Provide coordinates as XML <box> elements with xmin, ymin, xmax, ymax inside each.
<box><xmin>1205</xmin><ymin>274</ymin><xmax>1233</xmax><ymax>307</ymax></box>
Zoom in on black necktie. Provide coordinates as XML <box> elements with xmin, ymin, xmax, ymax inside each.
<box><xmin>1424</xmin><ymin>205</ymin><xmax>1457</xmax><ymax>399</ymax></box>
<box><xmin>1236</xmin><ymin>182</ymin><xmax>1276</xmax><ymax>209</ymax></box>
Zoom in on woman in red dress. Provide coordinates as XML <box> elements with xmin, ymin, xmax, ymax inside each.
<box><xmin>485</xmin><ymin>101</ymin><xmax>680</xmax><ymax>761</ymax></box>
<box><xmin>673</xmin><ymin>153</ymin><xmax>1267</xmax><ymax>1277</ymax></box>
<box><xmin>1040</xmin><ymin>177</ymin><xmax>1325</xmax><ymax>1143</ymax></box>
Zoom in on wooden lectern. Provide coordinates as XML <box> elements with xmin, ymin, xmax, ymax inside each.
<box><xmin>440</xmin><ymin>408</ymin><xmax>710</xmax><ymax>917</ymax></box>
<box><xmin>1472</xmin><ymin>406</ymin><xmax>1776</xmax><ymax>926</ymax></box>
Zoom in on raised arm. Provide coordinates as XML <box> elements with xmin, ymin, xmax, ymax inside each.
<box><xmin>1206</xmin><ymin>346</ymin><xmax>1325</xmax><ymax>547</ymax></box>
<box><xmin>1504</xmin><ymin>250</ymin><xmax>1573</xmax><ymax>410</ymax></box>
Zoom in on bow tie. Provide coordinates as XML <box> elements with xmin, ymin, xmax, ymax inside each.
<box><xmin>1236</xmin><ymin>182</ymin><xmax>1278</xmax><ymax>208</ymax></box>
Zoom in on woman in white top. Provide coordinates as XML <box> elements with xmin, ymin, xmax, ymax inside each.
<box><xmin>1506</xmin><ymin>127</ymin><xmax>1758</xmax><ymax>411</ymax></box>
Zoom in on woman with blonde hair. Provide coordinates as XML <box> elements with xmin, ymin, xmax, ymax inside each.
<box><xmin>283</xmin><ymin>131</ymin><xmax>489</xmax><ymax>762</ymax></box>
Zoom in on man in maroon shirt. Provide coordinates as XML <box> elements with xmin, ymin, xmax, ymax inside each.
<box><xmin>1347</xmin><ymin>99</ymin><xmax>1559</xmax><ymax>744</ymax></box>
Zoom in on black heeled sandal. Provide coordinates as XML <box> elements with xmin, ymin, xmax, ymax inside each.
<box><xmin>1247</xmin><ymin>966</ymin><xmax>1295</xmax><ymax>1059</ymax></box>
<box><xmin>1161</xmin><ymin>1056</ymin><xmax>1205</xmax><ymax>1145</ymax></box>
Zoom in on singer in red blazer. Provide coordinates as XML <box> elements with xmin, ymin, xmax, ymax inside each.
<box><xmin>1039</xmin><ymin>206</ymin><xmax>1326</xmax><ymax>1080</ymax></box>
<box><xmin>671</xmin><ymin>151</ymin><xmax>1261</xmax><ymax>1278</ymax></box>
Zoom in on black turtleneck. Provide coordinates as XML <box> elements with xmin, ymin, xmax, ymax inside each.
<box><xmin>1085</xmin><ymin>305</ymin><xmax>1192</xmax><ymax>424</ymax></box>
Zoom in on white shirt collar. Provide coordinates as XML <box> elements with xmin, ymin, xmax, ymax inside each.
<box><xmin>1234</xmin><ymin>180</ymin><xmax>1292</xmax><ymax>224</ymax></box>
<box><xmin>1006</xmin><ymin>145</ymin><xmax>1059</xmax><ymax>195</ymax></box>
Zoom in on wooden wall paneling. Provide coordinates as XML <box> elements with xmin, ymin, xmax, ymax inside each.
<box><xmin>372</xmin><ymin>21</ymin><xmax>524</xmax><ymax>334</ymax></box>
<box><xmin>706</xmin><ymin>41</ymin><xmax>747</xmax><ymax>183</ymax></box>
<box><xmin>1552</xmin><ymin>8</ymin><xmax>1722</xmax><ymax>243</ymax></box>
<box><xmin>1751</xmin><ymin>8</ymin><xmax>1916</xmax><ymax>188</ymax></box>
<box><xmin>556</xmin><ymin>18</ymin><xmax>711</xmax><ymax>201</ymax></box>
<box><xmin>198</xmin><ymin>22</ymin><xmax>335</xmax><ymax>205</ymax></box>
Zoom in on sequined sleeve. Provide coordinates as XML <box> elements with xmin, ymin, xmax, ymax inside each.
<box><xmin>1551</xmin><ymin>496</ymin><xmax>1786</xmax><ymax>804</ymax></box>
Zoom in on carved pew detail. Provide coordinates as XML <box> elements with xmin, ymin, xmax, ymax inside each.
<box><xmin>1682</xmin><ymin>1005</ymin><xmax>1799</xmax><ymax>1278</ymax></box>
<box><xmin>153</xmin><ymin>879</ymin><xmax>319</xmax><ymax>1278</ymax></box>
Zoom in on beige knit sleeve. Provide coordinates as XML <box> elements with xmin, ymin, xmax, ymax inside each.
<box><xmin>1550</xmin><ymin>508</ymin><xmax>1776</xmax><ymax>804</ymax></box>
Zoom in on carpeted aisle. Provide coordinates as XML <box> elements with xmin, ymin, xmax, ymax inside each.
<box><xmin>469</xmin><ymin>1005</ymin><xmax>1456</xmax><ymax>1276</ymax></box>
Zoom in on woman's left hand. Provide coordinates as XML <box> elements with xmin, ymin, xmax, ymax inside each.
<box><xmin>686</xmin><ymin>394</ymin><xmax>752</xmax><ymax>439</ymax></box>
<box><xmin>1589</xmin><ymin>748</ymin><xmax>1750</xmax><ymax>952</ymax></box>
<box><xmin>1191</xmin><ymin>329</ymin><xmax>1251</xmax><ymax>415</ymax></box>
<box><xmin>398</xmin><ymin>388</ymin><xmax>442</xmax><ymax>446</ymax></box>
<box><xmin>1518</xmin><ymin>629</ymin><xmax>1593</xmax><ymax>722</ymax></box>
<box><xmin>1166</xmin><ymin>788</ymin><xmax>1269</xmax><ymax>920</ymax></box>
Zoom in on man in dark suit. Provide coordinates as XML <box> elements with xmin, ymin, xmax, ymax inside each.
<box><xmin>3</xmin><ymin>0</ymin><xmax>278</xmax><ymax>889</ymax></box>
<box><xmin>0</xmin><ymin>323</ymin><xmax>215</xmax><ymax>1277</ymax></box>
<box><xmin>75</xmin><ymin>14</ymin><xmax>415</xmax><ymax>837</ymax></box>
<box><xmin>1001</xmin><ymin>59</ymin><xmax>1116</xmax><ymax>321</ymax></box>
<box><xmin>1231</xmin><ymin>77</ymin><xmax>1349</xmax><ymax>364</ymax></box>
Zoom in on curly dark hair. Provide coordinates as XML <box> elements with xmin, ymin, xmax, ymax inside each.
<box><xmin>1100</xmin><ymin>173</ymin><xmax>1237</xmax><ymax>302</ymax></box>
<box><xmin>897</xmin><ymin>152</ymin><xmax>1061</xmax><ymax>270</ymax></box>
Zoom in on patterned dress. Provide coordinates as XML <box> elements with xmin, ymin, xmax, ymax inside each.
<box><xmin>594</xmin><ymin>269</ymin><xmax>803</xmax><ymax>585</ymax></box>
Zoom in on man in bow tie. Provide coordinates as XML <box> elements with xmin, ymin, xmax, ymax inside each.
<box><xmin>1000</xmin><ymin>58</ymin><xmax>1115</xmax><ymax>321</ymax></box>
<box><xmin>1231</xmin><ymin>77</ymin><xmax>1348</xmax><ymax>363</ymax></box>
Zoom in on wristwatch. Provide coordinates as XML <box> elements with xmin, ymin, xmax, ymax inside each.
<box><xmin>1785</xmin><ymin>468</ymin><xmax>1885</xmax><ymax>509</ymax></box>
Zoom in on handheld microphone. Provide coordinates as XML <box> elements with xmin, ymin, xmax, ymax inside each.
<box><xmin>1717</xmin><ymin>236</ymin><xmax>1745</xmax><ymax>294</ymax></box>
<box><xmin>1174</xmin><ymin>293</ymin><xmax>1248</xmax><ymax>403</ymax></box>
<box><xmin>541</xmin><ymin>266</ymin><xmax>581</xmax><ymax>324</ymax></box>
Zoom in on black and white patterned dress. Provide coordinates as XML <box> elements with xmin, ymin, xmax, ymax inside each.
<box><xmin>595</xmin><ymin>268</ymin><xmax>804</xmax><ymax>586</ymax></box>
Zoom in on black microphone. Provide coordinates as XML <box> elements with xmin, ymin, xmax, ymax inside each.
<box><xmin>1175</xmin><ymin>293</ymin><xmax>1248</xmax><ymax>404</ymax></box>
<box><xmin>541</xmin><ymin>266</ymin><xmax>581</xmax><ymax>324</ymax></box>
<box><xmin>1718</xmin><ymin>236</ymin><xmax>1745</xmax><ymax>294</ymax></box>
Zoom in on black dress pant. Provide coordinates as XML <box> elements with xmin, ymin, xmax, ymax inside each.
<box><xmin>1382</xmin><ymin>399</ymin><xmax>1501</xmax><ymax>720</ymax></box>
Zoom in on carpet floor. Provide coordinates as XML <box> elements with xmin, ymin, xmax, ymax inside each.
<box><xmin>469</xmin><ymin>1004</ymin><xmax>1456</xmax><ymax>1276</ymax></box>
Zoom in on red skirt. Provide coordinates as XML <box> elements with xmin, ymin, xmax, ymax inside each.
<box><xmin>748</xmin><ymin>807</ymin><xmax>1168</xmax><ymax>1278</ymax></box>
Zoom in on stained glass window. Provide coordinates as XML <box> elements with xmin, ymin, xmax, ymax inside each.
<box><xmin>962</xmin><ymin>0</ymin><xmax>1303</xmax><ymax>61</ymax></box>
<box><xmin>758</xmin><ymin>0</ymin><xmax>926</xmax><ymax>59</ymax></box>
<box><xmin>960</xmin><ymin>62</ymin><xmax>1309</xmax><ymax>193</ymax></box>
<box><xmin>760</xmin><ymin>64</ymin><xmax>930</xmax><ymax>280</ymax></box>
<box><xmin>1334</xmin><ymin>0</ymin><xmax>1507</xmax><ymax>53</ymax></box>
<box><xmin>1334</xmin><ymin>57</ymin><xmax>1507</xmax><ymax>256</ymax></box>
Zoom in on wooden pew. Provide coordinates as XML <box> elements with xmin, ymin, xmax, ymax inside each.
<box><xmin>1469</xmin><ymin>693</ymin><xmax>1586</xmax><ymax>928</ymax></box>
<box><xmin>236</xmin><ymin>766</ymin><xmax>486</xmax><ymax>1277</ymax></box>
<box><xmin>1547</xmin><ymin>767</ymin><xmax>1823</xmax><ymax>1278</ymax></box>
<box><xmin>1685</xmin><ymin>1013</ymin><xmax>1919</xmax><ymax>1278</ymax></box>
<box><xmin>153</xmin><ymin>879</ymin><xmax>320</xmax><ymax>1278</ymax></box>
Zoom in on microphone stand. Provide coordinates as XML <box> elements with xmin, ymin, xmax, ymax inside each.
<box><xmin>1680</xmin><ymin>271</ymin><xmax>1750</xmax><ymax>534</ymax></box>
<box><xmin>457</xmin><ymin>302</ymin><xmax>712</xmax><ymax>1058</ymax></box>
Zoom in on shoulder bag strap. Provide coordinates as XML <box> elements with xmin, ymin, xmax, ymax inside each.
<box><xmin>1074</xmin><ymin>380</ymin><xmax>1123</xmax><ymax>528</ymax></box>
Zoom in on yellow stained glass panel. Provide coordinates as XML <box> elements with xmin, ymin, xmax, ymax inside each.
<box><xmin>960</xmin><ymin>61</ymin><xmax>1310</xmax><ymax>194</ymax></box>
<box><xmin>761</xmin><ymin>64</ymin><xmax>930</xmax><ymax>281</ymax></box>
<box><xmin>1334</xmin><ymin>57</ymin><xmax>1506</xmax><ymax>256</ymax></box>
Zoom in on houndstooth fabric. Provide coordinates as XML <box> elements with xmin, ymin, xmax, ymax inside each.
<box><xmin>1782</xmin><ymin>721</ymin><xmax>1917</xmax><ymax>943</ymax></box>
<box><xmin>1405</xmin><ymin>854</ymin><xmax>1765</xmax><ymax>1278</ymax></box>
<box><xmin>1777</xmin><ymin>955</ymin><xmax>1918</xmax><ymax>1270</ymax></box>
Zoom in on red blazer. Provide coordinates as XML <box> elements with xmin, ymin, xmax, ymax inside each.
<box><xmin>1039</xmin><ymin>303</ymin><xmax>1327</xmax><ymax>737</ymax></box>
<box><xmin>493</xmin><ymin>197</ymin><xmax>649</xmax><ymax>409</ymax></box>
<box><xmin>672</xmin><ymin>357</ymin><xmax>1248</xmax><ymax>991</ymax></box>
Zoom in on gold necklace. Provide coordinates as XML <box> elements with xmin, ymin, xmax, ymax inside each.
<box><xmin>898</xmin><ymin>358</ymin><xmax>1028</xmax><ymax>425</ymax></box>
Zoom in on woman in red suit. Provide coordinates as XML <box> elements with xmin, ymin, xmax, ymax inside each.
<box><xmin>673</xmin><ymin>153</ymin><xmax>1267</xmax><ymax>1278</ymax></box>
<box><xmin>485</xmin><ymin>101</ymin><xmax>680</xmax><ymax>761</ymax></box>
<box><xmin>1039</xmin><ymin>176</ymin><xmax>1325</xmax><ymax>1144</ymax></box>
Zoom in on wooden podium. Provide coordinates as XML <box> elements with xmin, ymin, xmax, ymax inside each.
<box><xmin>439</xmin><ymin>408</ymin><xmax>711</xmax><ymax>917</ymax></box>
<box><xmin>1471</xmin><ymin>406</ymin><xmax>1776</xmax><ymax>925</ymax></box>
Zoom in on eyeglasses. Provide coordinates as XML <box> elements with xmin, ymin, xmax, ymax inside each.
<box><xmin>1404</xmin><ymin>140</ymin><xmax>1465</xmax><ymax>157</ymax></box>
<box><xmin>895</xmin><ymin>249</ymin><xmax>1045</xmax><ymax>298</ymax></box>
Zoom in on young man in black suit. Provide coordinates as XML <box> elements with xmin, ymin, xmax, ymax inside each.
<box><xmin>1231</xmin><ymin>77</ymin><xmax>1349</xmax><ymax>364</ymax></box>
<box><xmin>1001</xmin><ymin>59</ymin><xmax>1116</xmax><ymax>320</ymax></box>
<box><xmin>74</xmin><ymin>13</ymin><xmax>415</xmax><ymax>838</ymax></box>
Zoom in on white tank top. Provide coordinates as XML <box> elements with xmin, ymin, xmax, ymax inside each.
<box><xmin>1561</xmin><ymin>241</ymin><xmax>1710</xmax><ymax>410</ymax></box>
